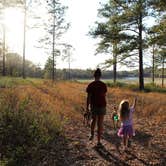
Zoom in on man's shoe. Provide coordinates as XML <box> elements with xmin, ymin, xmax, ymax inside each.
<box><xmin>96</xmin><ymin>142</ymin><xmax>103</xmax><ymax>147</ymax></box>
<box><xmin>89</xmin><ymin>135</ymin><xmax>94</xmax><ymax>141</ymax></box>
<box><xmin>128</xmin><ymin>140</ymin><xmax>131</xmax><ymax>147</ymax></box>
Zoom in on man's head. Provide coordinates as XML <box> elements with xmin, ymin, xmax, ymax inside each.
<box><xmin>94</xmin><ymin>68</ymin><xmax>101</xmax><ymax>79</ymax></box>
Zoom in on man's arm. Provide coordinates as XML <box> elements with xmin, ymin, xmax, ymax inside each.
<box><xmin>86</xmin><ymin>93</ymin><xmax>91</xmax><ymax>112</ymax></box>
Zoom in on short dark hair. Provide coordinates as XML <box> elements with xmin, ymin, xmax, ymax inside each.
<box><xmin>94</xmin><ymin>68</ymin><xmax>101</xmax><ymax>77</ymax></box>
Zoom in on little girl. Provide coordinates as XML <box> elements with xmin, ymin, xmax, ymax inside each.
<box><xmin>117</xmin><ymin>98</ymin><xmax>137</xmax><ymax>149</ymax></box>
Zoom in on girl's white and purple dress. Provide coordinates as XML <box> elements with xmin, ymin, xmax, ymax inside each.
<box><xmin>118</xmin><ymin>107</ymin><xmax>135</xmax><ymax>137</ymax></box>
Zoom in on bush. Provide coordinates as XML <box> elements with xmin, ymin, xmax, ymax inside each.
<box><xmin>106</xmin><ymin>81</ymin><xmax>126</xmax><ymax>88</ymax></box>
<box><xmin>106</xmin><ymin>81</ymin><xmax>139</xmax><ymax>90</ymax></box>
<box><xmin>0</xmin><ymin>89</ymin><xmax>66</xmax><ymax>165</ymax></box>
<box><xmin>144</xmin><ymin>83</ymin><xmax>166</xmax><ymax>93</ymax></box>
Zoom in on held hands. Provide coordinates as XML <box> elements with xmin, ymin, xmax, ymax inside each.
<box><xmin>86</xmin><ymin>107</ymin><xmax>90</xmax><ymax>113</ymax></box>
<box><xmin>134</xmin><ymin>97</ymin><xmax>137</xmax><ymax>102</ymax></box>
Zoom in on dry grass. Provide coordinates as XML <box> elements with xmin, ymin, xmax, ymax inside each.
<box><xmin>107</xmin><ymin>87</ymin><xmax>166</xmax><ymax>123</ymax></box>
<box><xmin>0</xmin><ymin>78</ymin><xmax>165</xmax><ymax>165</ymax></box>
<box><xmin>31</xmin><ymin>80</ymin><xmax>165</xmax><ymax>124</ymax></box>
<box><xmin>1</xmin><ymin>79</ymin><xmax>165</xmax><ymax>127</ymax></box>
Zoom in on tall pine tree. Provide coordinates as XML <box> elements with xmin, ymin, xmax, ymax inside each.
<box><xmin>149</xmin><ymin>0</ymin><xmax>166</xmax><ymax>87</ymax></box>
<box><xmin>91</xmin><ymin>0</ymin><xmax>155</xmax><ymax>90</ymax></box>
<box><xmin>45</xmin><ymin>0</ymin><xmax>69</xmax><ymax>81</ymax></box>
<box><xmin>90</xmin><ymin>0</ymin><xmax>124</xmax><ymax>84</ymax></box>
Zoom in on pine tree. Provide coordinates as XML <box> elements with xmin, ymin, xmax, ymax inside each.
<box><xmin>149</xmin><ymin>0</ymin><xmax>166</xmax><ymax>87</ymax></box>
<box><xmin>45</xmin><ymin>0</ymin><xmax>69</xmax><ymax>81</ymax></box>
<box><xmin>91</xmin><ymin>0</ymin><xmax>155</xmax><ymax>90</ymax></box>
<box><xmin>90</xmin><ymin>0</ymin><xmax>126</xmax><ymax>84</ymax></box>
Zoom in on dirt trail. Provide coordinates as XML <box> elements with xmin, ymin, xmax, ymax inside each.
<box><xmin>58</xmin><ymin>83</ymin><xmax>165</xmax><ymax>166</ymax></box>
<box><xmin>30</xmin><ymin>81</ymin><xmax>166</xmax><ymax>165</ymax></box>
<box><xmin>63</xmin><ymin>109</ymin><xmax>165</xmax><ymax>166</ymax></box>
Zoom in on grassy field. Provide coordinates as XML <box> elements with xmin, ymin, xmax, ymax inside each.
<box><xmin>0</xmin><ymin>77</ymin><xmax>165</xmax><ymax>165</ymax></box>
<box><xmin>77</xmin><ymin>77</ymin><xmax>166</xmax><ymax>93</ymax></box>
<box><xmin>77</xmin><ymin>77</ymin><xmax>164</xmax><ymax>85</ymax></box>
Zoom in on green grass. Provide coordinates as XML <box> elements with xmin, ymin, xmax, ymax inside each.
<box><xmin>0</xmin><ymin>76</ymin><xmax>44</xmax><ymax>88</ymax></box>
<box><xmin>144</xmin><ymin>83</ymin><xmax>166</xmax><ymax>93</ymax></box>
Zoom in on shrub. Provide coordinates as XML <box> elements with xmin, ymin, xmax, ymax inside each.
<box><xmin>106</xmin><ymin>81</ymin><xmax>139</xmax><ymax>91</ymax></box>
<box><xmin>0</xmin><ymin>89</ymin><xmax>65</xmax><ymax>165</ymax></box>
<box><xmin>144</xmin><ymin>83</ymin><xmax>166</xmax><ymax>93</ymax></box>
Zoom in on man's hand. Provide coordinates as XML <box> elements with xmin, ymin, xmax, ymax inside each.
<box><xmin>86</xmin><ymin>107</ymin><xmax>90</xmax><ymax>113</ymax></box>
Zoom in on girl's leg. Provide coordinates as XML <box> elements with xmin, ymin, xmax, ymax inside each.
<box><xmin>89</xmin><ymin>115</ymin><xmax>97</xmax><ymax>140</ymax></box>
<box><xmin>97</xmin><ymin>115</ymin><xmax>104</xmax><ymax>144</ymax></box>
<box><xmin>128</xmin><ymin>136</ymin><xmax>132</xmax><ymax>147</ymax></box>
<box><xmin>113</xmin><ymin>119</ymin><xmax>115</xmax><ymax>129</ymax></box>
<box><xmin>112</xmin><ymin>117</ymin><xmax>115</xmax><ymax>129</ymax></box>
<box><xmin>122</xmin><ymin>137</ymin><xmax>125</xmax><ymax>150</ymax></box>
<box><xmin>123</xmin><ymin>135</ymin><xmax>128</xmax><ymax>148</ymax></box>
<box><xmin>126</xmin><ymin>136</ymin><xmax>129</xmax><ymax>147</ymax></box>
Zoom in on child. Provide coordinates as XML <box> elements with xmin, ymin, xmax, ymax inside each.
<box><xmin>117</xmin><ymin>98</ymin><xmax>137</xmax><ymax>149</ymax></box>
<box><xmin>112</xmin><ymin>106</ymin><xmax>119</xmax><ymax>130</ymax></box>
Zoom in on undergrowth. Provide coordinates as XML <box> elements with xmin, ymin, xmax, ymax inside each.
<box><xmin>106</xmin><ymin>81</ymin><xmax>166</xmax><ymax>93</ymax></box>
<box><xmin>0</xmin><ymin>89</ymin><xmax>66</xmax><ymax>165</ymax></box>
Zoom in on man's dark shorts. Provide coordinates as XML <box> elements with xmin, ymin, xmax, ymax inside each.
<box><xmin>91</xmin><ymin>107</ymin><xmax>106</xmax><ymax>116</ymax></box>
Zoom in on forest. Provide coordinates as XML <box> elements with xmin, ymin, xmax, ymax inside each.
<box><xmin>0</xmin><ymin>0</ymin><xmax>166</xmax><ymax>165</ymax></box>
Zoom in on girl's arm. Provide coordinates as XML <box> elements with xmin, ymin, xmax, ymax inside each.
<box><xmin>132</xmin><ymin>97</ymin><xmax>137</xmax><ymax>109</ymax></box>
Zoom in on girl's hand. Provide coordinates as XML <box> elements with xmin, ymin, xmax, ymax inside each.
<box><xmin>133</xmin><ymin>97</ymin><xmax>137</xmax><ymax>108</ymax></box>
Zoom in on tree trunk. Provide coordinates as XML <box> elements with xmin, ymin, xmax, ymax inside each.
<box><xmin>2</xmin><ymin>24</ymin><xmax>6</xmax><ymax>76</ymax></box>
<box><xmin>68</xmin><ymin>53</ymin><xmax>71</xmax><ymax>80</ymax></box>
<box><xmin>138</xmin><ymin>11</ymin><xmax>144</xmax><ymax>90</ymax></box>
<box><xmin>52</xmin><ymin>0</ymin><xmax>56</xmax><ymax>81</ymax></box>
<box><xmin>22</xmin><ymin>0</ymin><xmax>26</xmax><ymax>79</ymax></box>
<box><xmin>113</xmin><ymin>43</ymin><xmax>117</xmax><ymax>84</ymax></box>
<box><xmin>152</xmin><ymin>44</ymin><xmax>155</xmax><ymax>84</ymax></box>
<box><xmin>161</xmin><ymin>56</ymin><xmax>164</xmax><ymax>87</ymax></box>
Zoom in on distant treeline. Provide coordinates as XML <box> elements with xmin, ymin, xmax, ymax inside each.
<box><xmin>55</xmin><ymin>68</ymin><xmax>165</xmax><ymax>80</ymax></box>
<box><xmin>0</xmin><ymin>53</ymin><xmax>165</xmax><ymax>80</ymax></box>
<box><xmin>0</xmin><ymin>53</ymin><xmax>43</xmax><ymax>78</ymax></box>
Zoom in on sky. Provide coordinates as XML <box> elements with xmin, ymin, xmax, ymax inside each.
<box><xmin>3</xmin><ymin>0</ymin><xmax>111</xmax><ymax>70</ymax></box>
<box><xmin>2</xmin><ymin>0</ymin><xmax>156</xmax><ymax>71</ymax></box>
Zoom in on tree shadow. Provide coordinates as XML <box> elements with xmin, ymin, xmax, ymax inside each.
<box><xmin>150</xmin><ymin>143</ymin><xmax>166</xmax><ymax>155</ymax></box>
<box><xmin>134</xmin><ymin>130</ymin><xmax>165</xmax><ymax>162</ymax></box>
<box><xmin>93</xmin><ymin>145</ymin><xmax>129</xmax><ymax>166</ymax></box>
<box><xmin>102</xmin><ymin>129</ymin><xmax>121</xmax><ymax>153</ymax></box>
<box><xmin>94</xmin><ymin>144</ymin><xmax>152</xmax><ymax>166</ymax></box>
<box><xmin>134</xmin><ymin>130</ymin><xmax>152</xmax><ymax>147</ymax></box>
<box><xmin>124</xmin><ymin>150</ymin><xmax>151</xmax><ymax>166</ymax></box>
<box><xmin>102</xmin><ymin>124</ymin><xmax>122</xmax><ymax>153</ymax></box>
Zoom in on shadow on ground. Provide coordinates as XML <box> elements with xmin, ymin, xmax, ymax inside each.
<box><xmin>94</xmin><ymin>144</ymin><xmax>129</xmax><ymax>166</ymax></box>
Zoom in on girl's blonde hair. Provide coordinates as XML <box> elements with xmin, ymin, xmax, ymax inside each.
<box><xmin>118</xmin><ymin>100</ymin><xmax>130</xmax><ymax>121</ymax></box>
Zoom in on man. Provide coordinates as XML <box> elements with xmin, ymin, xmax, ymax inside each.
<box><xmin>86</xmin><ymin>68</ymin><xmax>107</xmax><ymax>146</ymax></box>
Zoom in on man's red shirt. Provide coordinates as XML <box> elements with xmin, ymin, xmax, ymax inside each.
<box><xmin>86</xmin><ymin>80</ymin><xmax>107</xmax><ymax>108</ymax></box>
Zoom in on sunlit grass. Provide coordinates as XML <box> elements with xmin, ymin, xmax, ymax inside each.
<box><xmin>0</xmin><ymin>77</ymin><xmax>165</xmax><ymax>164</ymax></box>
<box><xmin>107</xmin><ymin>87</ymin><xmax>166</xmax><ymax>123</ymax></box>
<box><xmin>0</xmin><ymin>86</ymin><xmax>66</xmax><ymax>165</ymax></box>
<box><xmin>0</xmin><ymin>76</ymin><xmax>43</xmax><ymax>88</ymax></box>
